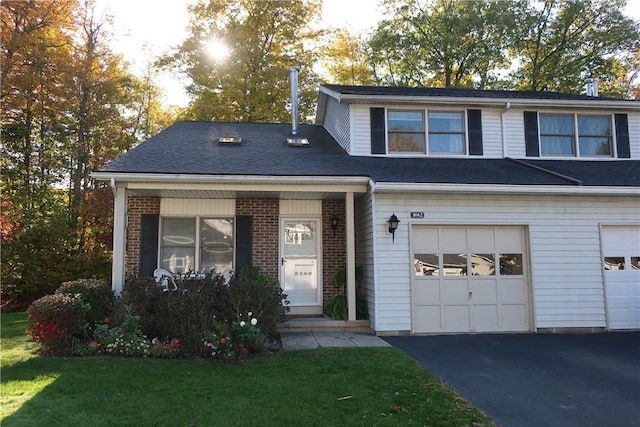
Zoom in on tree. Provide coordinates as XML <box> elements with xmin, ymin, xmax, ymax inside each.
<box><xmin>1</xmin><ymin>0</ymin><xmax>76</xmax><ymax>218</ymax></box>
<box><xmin>159</xmin><ymin>0</ymin><xmax>322</xmax><ymax>122</ymax></box>
<box><xmin>369</xmin><ymin>0</ymin><xmax>518</xmax><ymax>88</ymax></box>
<box><xmin>318</xmin><ymin>29</ymin><xmax>376</xmax><ymax>86</ymax></box>
<box><xmin>508</xmin><ymin>0</ymin><xmax>640</xmax><ymax>94</ymax></box>
<box><xmin>1</xmin><ymin>0</ymin><xmax>175</xmax><ymax>307</ymax></box>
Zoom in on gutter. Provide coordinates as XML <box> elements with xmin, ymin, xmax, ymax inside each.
<box><xmin>92</xmin><ymin>172</ymin><xmax>371</xmax><ymax>187</ymax></box>
<box><xmin>318</xmin><ymin>87</ymin><xmax>640</xmax><ymax>110</ymax></box>
<box><xmin>371</xmin><ymin>182</ymin><xmax>638</xmax><ymax>196</ymax></box>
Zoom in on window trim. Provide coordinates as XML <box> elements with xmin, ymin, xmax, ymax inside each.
<box><xmin>384</xmin><ymin>107</ymin><xmax>469</xmax><ymax>156</ymax></box>
<box><xmin>159</xmin><ymin>215</ymin><xmax>235</xmax><ymax>274</ymax></box>
<box><xmin>538</xmin><ymin>112</ymin><xmax>615</xmax><ymax>158</ymax></box>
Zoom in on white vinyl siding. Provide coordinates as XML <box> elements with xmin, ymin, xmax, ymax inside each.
<box><xmin>322</xmin><ymin>96</ymin><xmax>351</xmax><ymax>153</ymax></box>
<box><xmin>160</xmin><ymin>198</ymin><xmax>235</xmax><ymax>216</ymax></box>
<box><xmin>629</xmin><ymin>111</ymin><xmax>640</xmax><ymax>158</ymax></box>
<box><xmin>350</xmin><ymin>105</ymin><xmax>373</xmax><ymax>156</ymax></box>
<box><xmin>370</xmin><ymin>192</ymin><xmax>639</xmax><ymax>333</ymax></box>
<box><xmin>504</xmin><ymin>109</ymin><xmax>527</xmax><ymax>158</ymax></box>
<box><xmin>279</xmin><ymin>200</ymin><xmax>322</xmax><ymax>215</ymax></box>
<box><xmin>481</xmin><ymin>109</ymin><xmax>503</xmax><ymax>158</ymax></box>
<box><xmin>355</xmin><ymin>190</ymin><xmax>376</xmax><ymax>328</ymax></box>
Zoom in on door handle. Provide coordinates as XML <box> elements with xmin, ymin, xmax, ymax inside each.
<box><xmin>469</xmin><ymin>291</ymin><xmax>472</xmax><ymax>298</ymax></box>
<box><xmin>281</xmin><ymin>257</ymin><xmax>285</xmax><ymax>266</ymax></box>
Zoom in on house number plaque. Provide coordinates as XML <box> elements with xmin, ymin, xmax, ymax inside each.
<box><xmin>410</xmin><ymin>212</ymin><xmax>425</xmax><ymax>219</ymax></box>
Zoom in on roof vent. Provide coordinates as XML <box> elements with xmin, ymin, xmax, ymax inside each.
<box><xmin>218</xmin><ymin>137</ymin><xmax>242</xmax><ymax>144</ymax></box>
<box><xmin>287</xmin><ymin>137</ymin><xmax>309</xmax><ymax>146</ymax></box>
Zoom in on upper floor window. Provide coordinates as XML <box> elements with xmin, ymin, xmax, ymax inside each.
<box><xmin>429</xmin><ymin>111</ymin><xmax>465</xmax><ymax>154</ymax></box>
<box><xmin>387</xmin><ymin>109</ymin><xmax>466</xmax><ymax>155</ymax></box>
<box><xmin>388</xmin><ymin>110</ymin><xmax>425</xmax><ymax>152</ymax></box>
<box><xmin>539</xmin><ymin>113</ymin><xmax>612</xmax><ymax>157</ymax></box>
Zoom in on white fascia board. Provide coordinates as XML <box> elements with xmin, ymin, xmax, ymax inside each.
<box><xmin>373</xmin><ymin>182</ymin><xmax>640</xmax><ymax>196</ymax></box>
<box><xmin>331</xmin><ymin>94</ymin><xmax>640</xmax><ymax>111</ymax></box>
<box><xmin>92</xmin><ymin>172</ymin><xmax>370</xmax><ymax>191</ymax></box>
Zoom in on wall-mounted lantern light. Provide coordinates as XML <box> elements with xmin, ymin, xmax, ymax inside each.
<box><xmin>330</xmin><ymin>217</ymin><xmax>340</xmax><ymax>238</ymax></box>
<box><xmin>387</xmin><ymin>213</ymin><xmax>400</xmax><ymax>243</ymax></box>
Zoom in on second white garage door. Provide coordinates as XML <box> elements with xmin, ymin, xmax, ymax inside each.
<box><xmin>412</xmin><ymin>226</ymin><xmax>530</xmax><ymax>333</ymax></box>
<box><xmin>602</xmin><ymin>225</ymin><xmax>640</xmax><ymax>330</ymax></box>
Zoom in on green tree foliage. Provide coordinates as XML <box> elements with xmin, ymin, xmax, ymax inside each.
<box><xmin>370</xmin><ymin>0</ymin><xmax>517</xmax><ymax>88</ymax></box>
<box><xmin>158</xmin><ymin>0</ymin><xmax>322</xmax><ymax>122</ymax></box>
<box><xmin>367</xmin><ymin>0</ymin><xmax>639</xmax><ymax>96</ymax></box>
<box><xmin>1</xmin><ymin>0</ymin><xmax>173</xmax><ymax>307</ymax></box>
<box><xmin>510</xmin><ymin>0</ymin><xmax>640</xmax><ymax>95</ymax></box>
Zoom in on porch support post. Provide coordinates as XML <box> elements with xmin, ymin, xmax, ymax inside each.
<box><xmin>112</xmin><ymin>187</ymin><xmax>128</xmax><ymax>295</ymax></box>
<box><xmin>346</xmin><ymin>191</ymin><xmax>356</xmax><ymax>321</ymax></box>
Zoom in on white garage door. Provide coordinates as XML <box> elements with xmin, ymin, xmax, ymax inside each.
<box><xmin>602</xmin><ymin>226</ymin><xmax>640</xmax><ymax>330</ymax></box>
<box><xmin>412</xmin><ymin>226</ymin><xmax>530</xmax><ymax>333</ymax></box>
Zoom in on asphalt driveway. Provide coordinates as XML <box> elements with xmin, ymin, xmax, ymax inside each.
<box><xmin>384</xmin><ymin>332</ymin><xmax>640</xmax><ymax>427</ymax></box>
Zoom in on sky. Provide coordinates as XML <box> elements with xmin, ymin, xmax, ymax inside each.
<box><xmin>95</xmin><ymin>0</ymin><xmax>384</xmax><ymax>107</ymax></box>
<box><xmin>96</xmin><ymin>0</ymin><xmax>640</xmax><ymax>107</ymax></box>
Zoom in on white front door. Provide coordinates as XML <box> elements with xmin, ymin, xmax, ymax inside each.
<box><xmin>281</xmin><ymin>218</ymin><xmax>322</xmax><ymax>315</ymax></box>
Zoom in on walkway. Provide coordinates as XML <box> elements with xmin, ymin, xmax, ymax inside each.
<box><xmin>280</xmin><ymin>330</ymin><xmax>391</xmax><ymax>350</ymax></box>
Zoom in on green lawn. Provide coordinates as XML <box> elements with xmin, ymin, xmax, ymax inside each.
<box><xmin>1</xmin><ymin>312</ymin><xmax>493</xmax><ymax>426</ymax></box>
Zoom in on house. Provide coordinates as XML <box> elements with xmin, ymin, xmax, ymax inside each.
<box><xmin>93</xmin><ymin>79</ymin><xmax>640</xmax><ymax>335</ymax></box>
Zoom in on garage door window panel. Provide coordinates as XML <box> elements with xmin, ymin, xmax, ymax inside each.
<box><xmin>499</xmin><ymin>253</ymin><xmax>523</xmax><ymax>275</ymax></box>
<box><xmin>471</xmin><ymin>253</ymin><xmax>495</xmax><ymax>275</ymax></box>
<box><xmin>415</xmin><ymin>253</ymin><xmax>440</xmax><ymax>276</ymax></box>
<box><xmin>443</xmin><ymin>253</ymin><xmax>468</xmax><ymax>275</ymax></box>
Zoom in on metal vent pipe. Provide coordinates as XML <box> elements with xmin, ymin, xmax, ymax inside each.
<box><xmin>290</xmin><ymin>66</ymin><xmax>300</xmax><ymax>135</ymax></box>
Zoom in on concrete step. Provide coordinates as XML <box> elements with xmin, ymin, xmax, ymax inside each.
<box><xmin>278</xmin><ymin>316</ymin><xmax>371</xmax><ymax>334</ymax></box>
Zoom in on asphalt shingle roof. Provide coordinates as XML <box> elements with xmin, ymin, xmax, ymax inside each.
<box><xmin>99</xmin><ymin>121</ymin><xmax>640</xmax><ymax>188</ymax></box>
<box><xmin>320</xmin><ymin>84</ymin><xmax>635</xmax><ymax>102</ymax></box>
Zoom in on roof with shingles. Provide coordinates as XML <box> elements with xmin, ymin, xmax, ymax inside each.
<box><xmin>98</xmin><ymin>121</ymin><xmax>640</xmax><ymax>188</ymax></box>
<box><xmin>320</xmin><ymin>84</ymin><xmax>637</xmax><ymax>102</ymax></box>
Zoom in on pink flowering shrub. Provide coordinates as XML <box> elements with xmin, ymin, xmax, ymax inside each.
<box><xmin>150</xmin><ymin>337</ymin><xmax>182</xmax><ymax>358</ymax></box>
<box><xmin>201</xmin><ymin>322</ymin><xmax>234</xmax><ymax>360</ymax></box>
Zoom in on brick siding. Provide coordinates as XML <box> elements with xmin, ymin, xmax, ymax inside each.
<box><xmin>236</xmin><ymin>199</ymin><xmax>279</xmax><ymax>280</ymax></box>
<box><xmin>322</xmin><ymin>199</ymin><xmax>347</xmax><ymax>307</ymax></box>
<box><xmin>126</xmin><ymin>196</ymin><xmax>160</xmax><ymax>276</ymax></box>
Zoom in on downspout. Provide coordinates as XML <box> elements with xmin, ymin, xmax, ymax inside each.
<box><xmin>110</xmin><ymin>177</ymin><xmax>117</xmax><ymax>197</ymax></box>
<box><xmin>501</xmin><ymin>102</ymin><xmax>511</xmax><ymax>158</ymax></box>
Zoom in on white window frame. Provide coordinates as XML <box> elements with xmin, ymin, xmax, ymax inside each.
<box><xmin>159</xmin><ymin>216</ymin><xmax>235</xmax><ymax>274</ymax></box>
<box><xmin>385</xmin><ymin>108</ymin><xmax>468</xmax><ymax>156</ymax></box>
<box><xmin>538</xmin><ymin>112</ymin><xmax>615</xmax><ymax>158</ymax></box>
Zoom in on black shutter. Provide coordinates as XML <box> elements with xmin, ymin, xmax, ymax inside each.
<box><xmin>467</xmin><ymin>109</ymin><xmax>483</xmax><ymax>155</ymax></box>
<box><xmin>370</xmin><ymin>107</ymin><xmax>386</xmax><ymax>154</ymax></box>
<box><xmin>235</xmin><ymin>215</ymin><xmax>252</xmax><ymax>275</ymax></box>
<box><xmin>139</xmin><ymin>214</ymin><xmax>159</xmax><ymax>277</ymax></box>
<box><xmin>614</xmin><ymin>114</ymin><xmax>631</xmax><ymax>158</ymax></box>
<box><xmin>524</xmin><ymin>111</ymin><xmax>540</xmax><ymax>157</ymax></box>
